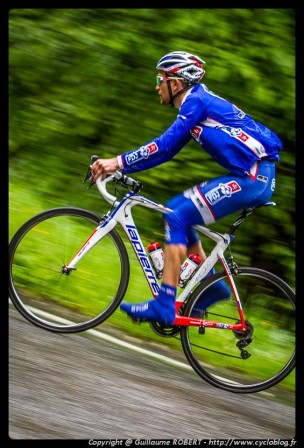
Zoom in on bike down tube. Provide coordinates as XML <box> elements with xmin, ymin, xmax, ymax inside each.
<box><xmin>117</xmin><ymin>193</ymin><xmax>173</xmax><ymax>298</ymax></box>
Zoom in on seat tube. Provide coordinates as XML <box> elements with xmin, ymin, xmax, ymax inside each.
<box><xmin>220</xmin><ymin>255</ymin><xmax>246</xmax><ymax>325</ymax></box>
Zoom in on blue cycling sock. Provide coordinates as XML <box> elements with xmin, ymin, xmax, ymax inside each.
<box><xmin>120</xmin><ymin>283</ymin><xmax>176</xmax><ymax>326</ymax></box>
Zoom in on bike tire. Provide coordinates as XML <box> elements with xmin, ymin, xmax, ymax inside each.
<box><xmin>180</xmin><ymin>267</ymin><xmax>295</xmax><ymax>393</ymax></box>
<box><xmin>9</xmin><ymin>207</ymin><xmax>130</xmax><ymax>333</ymax></box>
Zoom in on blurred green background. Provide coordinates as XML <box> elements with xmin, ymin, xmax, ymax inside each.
<box><xmin>9</xmin><ymin>9</ymin><xmax>295</xmax><ymax>288</ymax></box>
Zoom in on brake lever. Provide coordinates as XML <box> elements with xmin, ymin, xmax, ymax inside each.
<box><xmin>82</xmin><ymin>155</ymin><xmax>100</xmax><ymax>188</ymax></box>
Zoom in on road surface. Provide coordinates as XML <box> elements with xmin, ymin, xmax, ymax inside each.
<box><xmin>8</xmin><ymin>308</ymin><xmax>296</xmax><ymax>441</ymax></box>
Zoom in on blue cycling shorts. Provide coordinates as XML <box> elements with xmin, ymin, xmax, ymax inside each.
<box><xmin>164</xmin><ymin>160</ymin><xmax>276</xmax><ymax>246</ymax></box>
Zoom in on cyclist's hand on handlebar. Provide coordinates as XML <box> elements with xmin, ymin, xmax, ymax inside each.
<box><xmin>91</xmin><ymin>157</ymin><xmax>119</xmax><ymax>183</ymax></box>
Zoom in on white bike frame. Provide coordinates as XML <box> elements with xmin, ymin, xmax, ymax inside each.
<box><xmin>66</xmin><ymin>173</ymin><xmax>246</xmax><ymax>330</ymax></box>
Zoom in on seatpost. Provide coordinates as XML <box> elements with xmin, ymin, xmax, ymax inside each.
<box><xmin>228</xmin><ymin>208</ymin><xmax>255</xmax><ymax>235</ymax></box>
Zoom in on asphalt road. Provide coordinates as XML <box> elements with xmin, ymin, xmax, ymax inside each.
<box><xmin>8</xmin><ymin>307</ymin><xmax>296</xmax><ymax>441</ymax></box>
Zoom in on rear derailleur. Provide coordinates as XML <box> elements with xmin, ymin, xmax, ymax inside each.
<box><xmin>233</xmin><ymin>320</ymin><xmax>254</xmax><ymax>359</ymax></box>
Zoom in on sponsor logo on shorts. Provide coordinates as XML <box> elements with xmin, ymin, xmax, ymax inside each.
<box><xmin>125</xmin><ymin>142</ymin><xmax>158</xmax><ymax>165</ymax></box>
<box><xmin>257</xmin><ymin>175</ymin><xmax>268</xmax><ymax>183</ymax></box>
<box><xmin>229</xmin><ymin>127</ymin><xmax>250</xmax><ymax>143</ymax></box>
<box><xmin>205</xmin><ymin>181</ymin><xmax>241</xmax><ymax>205</ymax></box>
<box><xmin>271</xmin><ymin>178</ymin><xmax>276</xmax><ymax>191</ymax></box>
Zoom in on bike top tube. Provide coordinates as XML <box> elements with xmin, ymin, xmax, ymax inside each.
<box><xmin>95</xmin><ymin>171</ymin><xmax>174</xmax><ymax>216</ymax></box>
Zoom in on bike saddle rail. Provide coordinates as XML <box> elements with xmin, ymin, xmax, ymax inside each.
<box><xmin>227</xmin><ymin>201</ymin><xmax>276</xmax><ymax>236</ymax></box>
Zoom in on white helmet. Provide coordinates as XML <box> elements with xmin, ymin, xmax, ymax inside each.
<box><xmin>156</xmin><ymin>51</ymin><xmax>205</xmax><ymax>84</ymax></box>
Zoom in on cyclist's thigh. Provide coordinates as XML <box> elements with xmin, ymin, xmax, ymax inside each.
<box><xmin>163</xmin><ymin>161</ymin><xmax>275</xmax><ymax>241</ymax></box>
<box><xmin>197</xmin><ymin>162</ymin><xmax>276</xmax><ymax>221</ymax></box>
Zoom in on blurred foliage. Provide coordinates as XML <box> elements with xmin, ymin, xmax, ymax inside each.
<box><xmin>9</xmin><ymin>8</ymin><xmax>295</xmax><ymax>288</ymax></box>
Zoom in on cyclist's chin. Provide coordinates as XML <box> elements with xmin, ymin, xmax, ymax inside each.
<box><xmin>159</xmin><ymin>97</ymin><xmax>170</xmax><ymax>106</ymax></box>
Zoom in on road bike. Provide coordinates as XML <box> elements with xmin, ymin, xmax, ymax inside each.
<box><xmin>8</xmin><ymin>156</ymin><xmax>295</xmax><ymax>393</ymax></box>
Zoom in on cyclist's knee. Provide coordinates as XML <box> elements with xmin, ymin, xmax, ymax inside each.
<box><xmin>164</xmin><ymin>195</ymin><xmax>203</xmax><ymax>246</ymax></box>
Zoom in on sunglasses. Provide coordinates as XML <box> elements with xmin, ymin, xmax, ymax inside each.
<box><xmin>156</xmin><ymin>75</ymin><xmax>184</xmax><ymax>86</ymax></box>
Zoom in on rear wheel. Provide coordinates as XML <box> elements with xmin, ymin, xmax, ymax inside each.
<box><xmin>180</xmin><ymin>268</ymin><xmax>295</xmax><ymax>393</ymax></box>
<box><xmin>9</xmin><ymin>207</ymin><xmax>130</xmax><ymax>333</ymax></box>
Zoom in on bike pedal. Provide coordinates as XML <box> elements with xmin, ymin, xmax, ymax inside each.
<box><xmin>131</xmin><ymin>317</ymin><xmax>143</xmax><ymax>324</ymax></box>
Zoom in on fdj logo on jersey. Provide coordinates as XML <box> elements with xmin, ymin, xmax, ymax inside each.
<box><xmin>205</xmin><ymin>181</ymin><xmax>241</xmax><ymax>205</ymax></box>
<box><xmin>125</xmin><ymin>142</ymin><xmax>158</xmax><ymax>165</ymax></box>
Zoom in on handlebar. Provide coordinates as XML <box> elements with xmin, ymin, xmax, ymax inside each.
<box><xmin>83</xmin><ymin>155</ymin><xmax>143</xmax><ymax>205</ymax></box>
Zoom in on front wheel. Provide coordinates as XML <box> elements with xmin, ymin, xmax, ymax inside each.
<box><xmin>9</xmin><ymin>207</ymin><xmax>130</xmax><ymax>333</ymax></box>
<box><xmin>180</xmin><ymin>267</ymin><xmax>295</xmax><ymax>393</ymax></box>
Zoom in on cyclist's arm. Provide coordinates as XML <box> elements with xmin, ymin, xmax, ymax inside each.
<box><xmin>118</xmin><ymin>96</ymin><xmax>206</xmax><ymax>174</ymax></box>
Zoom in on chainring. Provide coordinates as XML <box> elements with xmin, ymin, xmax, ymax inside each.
<box><xmin>149</xmin><ymin>321</ymin><xmax>181</xmax><ymax>338</ymax></box>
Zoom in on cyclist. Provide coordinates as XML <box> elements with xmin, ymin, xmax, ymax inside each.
<box><xmin>91</xmin><ymin>51</ymin><xmax>282</xmax><ymax>326</ymax></box>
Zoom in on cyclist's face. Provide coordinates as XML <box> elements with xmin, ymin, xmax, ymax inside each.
<box><xmin>155</xmin><ymin>71</ymin><xmax>183</xmax><ymax>106</ymax></box>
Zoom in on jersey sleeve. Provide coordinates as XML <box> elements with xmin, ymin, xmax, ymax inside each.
<box><xmin>119</xmin><ymin>94</ymin><xmax>206</xmax><ymax>174</ymax></box>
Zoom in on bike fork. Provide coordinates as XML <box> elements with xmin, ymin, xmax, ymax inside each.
<box><xmin>63</xmin><ymin>215</ymin><xmax>117</xmax><ymax>271</ymax></box>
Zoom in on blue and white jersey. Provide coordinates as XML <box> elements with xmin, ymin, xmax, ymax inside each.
<box><xmin>118</xmin><ymin>84</ymin><xmax>282</xmax><ymax>176</ymax></box>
